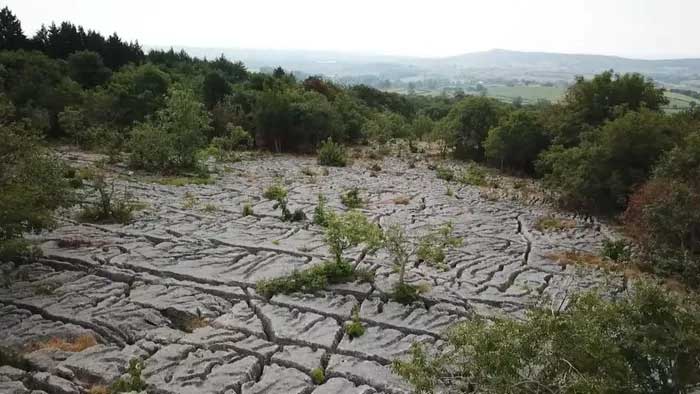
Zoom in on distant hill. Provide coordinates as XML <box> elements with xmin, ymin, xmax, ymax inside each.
<box><xmin>429</xmin><ymin>49</ymin><xmax>700</xmax><ymax>75</ymax></box>
<box><xmin>146</xmin><ymin>46</ymin><xmax>700</xmax><ymax>87</ymax></box>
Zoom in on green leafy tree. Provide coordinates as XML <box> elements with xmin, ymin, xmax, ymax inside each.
<box><xmin>394</xmin><ymin>282</ymin><xmax>700</xmax><ymax>394</ymax></box>
<box><xmin>537</xmin><ymin>109</ymin><xmax>679</xmax><ymax>213</ymax></box>
<box><xmin>202</xmin><ymin>71</ymin><xmax>231</xmax><ymax>109</ymax></box>
<box><xmin>1</xmin><ymin>101</ymin><xmax>71</xmax><ymax>258</ymax></box>
<box><xmin>483</xmin><ymin>110</ymin><xmax>549</xmax><ymax>172</ymax></box>
<box><xmin>128</xmin><ymin>85</ymin><xmax>210</xmax><ymax>172</ymax></box>
<box><xmin>439</xmin><ymin>96</ymin><xmax>505</xmax><ymax>161</ymax></box>
<box><xmin>107</xmin><ymin>63</ymin><xmax>170</xmax><ymax>127</ymax></box>
<box><xmin>325</xmin><ymin>211</ymin><xmax>383</xmax><ymax>265</ymax></box>
<box><xmin>67</xmin><ymin>50</ymin><xmax>112</xmax><ymax>88</ymax></box>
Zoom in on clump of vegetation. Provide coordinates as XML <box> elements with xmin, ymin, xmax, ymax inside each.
<box><xmin>182</xmin><ymin>192</ymin><xmax>198</xmax><ymax>209</ymax></box>
<box><xmin>0</xmin><ymin>346</ymin><xmax>31</xmax><ymax>370</ymax></box>
<box><xmin>301</xmin><ymin>167</ymin><xmax>317</xmax><ymax>177</ymax></box>
<box><xmin>257</xmin><ymin>211</ymin><xmax>383</xmax><ymax>297</ymax></box>
<box><xmin>111</xmin><ymin>358</ymin><xmax>147</xmax><ymax>393</ymax></box>
<box><xmin>1</xmin><ymin>114</ymin><xmax>72</xmax><ymax>260</ymax></box>
<box><xmin>341</xmin><ymin>187</ymin><xmax>364</xmax><ymax>208</ymax></box>
<box><xmin>416</xmin><ymin>223</ymin><xmax>462</xmax><ymax>270</ymax></box>
<box><xmin>87</xmin><ymin>385</ymin><xmax>110</xmax><ymax>394</ymax></box>
<box><xmin>393</xmin><ymin>195</ymin><xmax>411</xmax><ymax>205</ymax></box>
<box><xmin>445</xmin><ymin>186</ymin><xmax>454</xmax><ymax>197</ymax></box>
<box><xmin>394</xmin><ymin>282</ymin><xmax>700</xmax><ymax>394</ymax></box>
<box><xmin>27</xmin><ymin>334</ymin><xmax>97</xmax><ymax>353</ymax></box>
<box><xmin>128</xmin><ymin>85</ymin><xmax>211</xmax><ymax>173</ymax></box>
<box><xmin>435</xmin><ymin>166</ymin><xmax>454</xmax><ymax>181</ymax></box>
<box><xmin>457</xmin><ymin>163</ymin><xmax>487</xmax><ymax>186</ymax></box>
<box><xmin>345</xmin><ymin>306</ymin><xmax>365</xmax><ymax>338</ymax></box>
<box><xmin>242</xmin><ymin>203</ymin><xmax>254</xmax><ymax>216</ymax></box>
<box><xmin>202</xmin><ymin>203</ymin><xmax>218</xmax><ymax>213</ymax></box>
<box><xmin>317</xmin><ymin>138</ymin><xmax>348</xmax><ymax>167</ymax></box>
<box><xmin>211</xmin><ymin>124</ymin><xmax>252</xmax><ymax>151</ymax></box>
<box><xmin>310</xmin><ymin>367</ymin><xmax>325</xmax><ymax>385</ymax></box>
<box><xmin>263</xmin><ymin>184</ymin><xmax>305</xmax><ymax>222</ymax></box>
<box><xmin>601</xmin><ymin>239</ymin><xmax>631</xmax><ymax>263</ymax></box>
<box><xmin>79</xmin><ymin>172</ymin><xmax>136</xmax><ymax>224</ymax></box>
<box><xmin>156</xmin><ymin>175</ymin><xmax>212</xmax><ymax>187</ymax></box>
<box><xmin>534</xmin><ymin>215</ymin><xmax>576</xmax><ymax>232</ymax></box>
<box><xmin>313</xmin><ymin>194</ymin><xmax>329</xmax><ymax>226</ymax></box>
<box><xmin>384</xmin><ymin>224</ymin><xmax>423</xmax><ymax>304</ymax></box>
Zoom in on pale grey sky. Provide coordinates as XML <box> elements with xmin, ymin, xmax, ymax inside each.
<box><xmin>5</xmin><ymin>0</ymin><xmax>699</xmax><ymax>59</ymax></box>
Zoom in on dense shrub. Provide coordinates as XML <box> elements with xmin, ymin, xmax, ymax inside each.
<box><xmin>317</xmin><ymin>138</ymin><xmax>348</xmax><ymax>167</ymax></box>
<box><xmin>438</xmin><ymin>96</ymin><xmax>505</xmax><ymax>161</ymax></box>
<box><xmin>128</xmin><ymin>85</ymin><xmax>210</xmax><ymax>172</ymax></box>
<box><xmin>212</xmin><ymin>124</ymin><xmax>253</xmax><ymax>151</ymax></box>
<box><xmin>394</xmin><ymin>282</ymin><xmax>700</xmax><ymax>393</ymax></box>
<box><xmin>1</xmin><ymin>112</ymin><xmax>71</xmax><ymax>258</ymax></box>
<box><xmin>537</xmin><ymin>110</ymin><xmax>678</xmax><ymax>213</ymax></box>
<box><xmin>484</xmin><ymin>110</ymin><xmax>549</xmax><ymax>172</ymax></box>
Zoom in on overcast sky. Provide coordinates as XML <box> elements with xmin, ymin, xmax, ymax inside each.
<box><xmin>5</xmin><ymin>0</ymin><xmax>699</xmax><ymax>59</ymax></box>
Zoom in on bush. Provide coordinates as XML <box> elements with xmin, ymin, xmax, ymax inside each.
<box><xmin>78</xmin><ymin>172</ymin><xmax>136</xmax><ymax>224</ymax></box>
<box><xmin>1</xmin><ymin>120</ymin><xmax>71</xmax><ymax>259</ymax></box>
<box><xmin>601</xmin><ymin>239</ymin><xmax>631</xmax><ymax>263</ymax></box>
<box><xmin>457</xmin><ymin>163</ymin><xmax>487</xmax><ymax>186</ymax></box>
<box><xmin>345</xmin><ymin>307</ymin><xmax>365</xmax><ymax>338</ymax></box>
<box><xmin>256</xmin><ymin>260</ymin><xmax>353</xmax><ymax>298</ymax></box>
<box><xmin>435</xmin><ymin>166</ymin><xmax>454</xmax><ymax>181</ymax></box>
<box><xmin>111</xmin><ymin>359</ymin><xmax>147</xmax><ymax>393</ymax></box>
<box><xmin>537</xmin><ymin>109</ymin><xmax>678</xmax><ymax>213</ymax></box>
<box><xmin>393</xmin><ymin>282</ymin><xmax>700</xmax><ymax>394</ymax></box>
<box><xmin>310</xmin><ymin>368</ymin><xmax>325</xmax><ymax>385</ymax></box>
<box><xmin>211</xmin><ymin>124</ymin><xmax>253</xmax><ymax>151</ymax></box>
<box><xmin>313</xmin><ymin>194</ymin><xmax>329</xmax><ymax>226</ymax></box>
<box><xmin>325</xmin><ymin>211</ymin><xmax>383</xmax><ymax>265</ymax></box>
<box><xmin>317</xmin><ymin>138</ymin><xmax>348</xmax><ymax>167</ymax></box>
<box><xmin>128</xmin><ymin>85</ymin><xmax>210</xmax><ymax>173</ymax></box>
<box><xmin>483</xmin><ymin>110</ymin><xmax>549</xmax><ymax>172</ymax></box>
<box><xmin>438</xmin><ymin>96</ymin><xmax>505</xmax><ymax>161</ymax></box>
<box><xmin>263</xmin><ymin>184</ymin><xmax>288</xmax><ymax>201</ymax></box>
<box><xmin>340</xmin><ymin>187</ymin><xmax>364</xmax><ymax>208</ymax></box>
<box><xmin>416</xmin><ymin>223</ymin><xmax>461</xmax><ymax>269</ymax></box>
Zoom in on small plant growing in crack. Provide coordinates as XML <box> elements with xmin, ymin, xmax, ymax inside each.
<box><xmin>256</xmin><ymin>211</ymin><xmax>383</xmax><ymax>298</ymax></box>
<box><xmin>242</xmin><ymin>203</ymin><xmax>254</xmax><ymax>216</ymax></box>
<box><xmin>264</xmin><ymin>184</ymin><xmax>306</xmax><ymax>222</ymax></box>
<box><xmin>78</xmin><ymin>172</ymin><xmax>137</xmax><ymax>224</ymax></box>
<box><xmin>340</xmin><ymin>187</ymin><xmax>365</xmax><ymax>209</ymax></box>
<box><xmin>313</xmin><ymin>194</ymin><xmax>329</xmax><ymax>227</ymax></box>
<box><xmin>111</xmin><ymin>358</ymin><xmax>146</xmax><ymax>393</ymax></box>
<box><xmin>202</xmin><ymin>203</ymin><xmax>218</xmax><ymax>213</ymax></box>
<box><xmin>345</xmin><ymin>306</ymin><xmax>365</xmax><ymax>338</ymax></box>
<box><xmin>310</xmin><ymin>367</ymin><xmax>325</xmax><ymax>384</ymax></box>
<box><xmin>416</xmin><ymin>222</ymin><xmax>461</xmax><ymax>270</ymax></box>
<box><xmin>384</xmin><ymin>223</ymin><xmax>455</xmax><ymax>304</ymax></box>
<box><xmin>182</xmin><ymin>192</ymin><xmax>198</xmax><ymax>209</ymax></box>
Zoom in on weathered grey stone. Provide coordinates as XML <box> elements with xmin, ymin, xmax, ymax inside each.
<box><xmin>254</xmin><ymin>301</ymin><xmax>342</xmax><ymax>348</ymax></box>
<box><xmin>271</xmin><ymin>345</ymin><xmax>324</xmax><ymax>373</ymax></box>
<box><xmin>211</xmin><ymin>301</ymin><xmax>265</xmax><ymax>336</ymax></box>
<box><xmin>326</xmin><ymin>355</ymin><xmax>410</xmax><ymax>394</ymax></box>
<box><xmin>31</xmin><ymin>372</ymin><xmax>81</xmax><ymax>394</ymax></box>
<box><xmin>311</xmin><ymin>377</ymin><xmax>376</xmax><ymax>394</ymax></box>
<box><xmin>241</xmin><ymin>364</ymin><xmax>312</xmax><ymax>394</ymax></box>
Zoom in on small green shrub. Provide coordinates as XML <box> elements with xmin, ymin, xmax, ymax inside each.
<box><xmin>392</xmin><ymin>282</ymin><xmax>421</xmax><ymax>304</ymax></box>
<box><xmin>318</xmin><ymin>138</ymin><xmax>348</xmax><ymax>167</ymax></box>
<box><xmin>79</xmin><ymin>173</ymin><xmax>136</xmax><ymax>224</ymax></box>
<box><xmin>313</xmin><ymin>195</ymin><xmax>329</xmax><ymax>226</ymax></box>
<box><xmin>435</xmin><ymin>166</ymin><xmax>454</xmax><ymax>181</ymax></box>
<box><xmin>0</xmin><ymin>346</ymin><xmax>31</xmax><ymax>370</ymax></box>
<box><xmin>457</xmin><ymin>164</ymin><xmax>487</xmax><ymax>186</ymax></box>
<box><xmin>263</xmin><ymin>184</ymin><xmax>288</xmax><ymax>201</ymax></box>
<box><xmin>601</xmin><ymin>239</ymin><xmax>631</xmax><ymax>262</ymax></box>
<box><xmin>256</xmin><ymin>260</ymin><xmax>355</xmax><ymax>298</ymax></box>
<box><xmin>242</xmin><ymin>203</ymin><xmax>254</xmax><ymax>216</ymax></box>
<box><xmin>393</xmin><ymin>282</ymin><xmax>700</xmax><ymax>394</ymax></box>
<box><xmin>416</xmin><ymin>223</ymin><xmax>461</xmax><ymax>269</ymax></box>
<box><xmin>211</xmin><ymin>124</ymin><xmax>253</xmax><ymax>151</ymax></box>
<box><xmin>325</xmin><ymin>211</ymin><xmax>383</xmax><ymax>264</ymax></box>
<box><xmin>345</xmin><ymin>307</ymin><xmax>365</xmax><ymax>338</ymax></box>
<box><xmin>111</xmin><ymin>359</ymin><xmax>147</xmax><ymax>393</ymax></box>
<box><xmin>341</xmin><ymin>187</ymin><xmax>364</xmax><ymax>208</ymax></box>
<box><xmin>202</xmin><ymin>204</ymin><xmax>218</xmax><ymax>213</ymax></box>
<box><xmin>310</xmin><ymin>368</ymin><xmax>325</xmax><ymax>385</ymax></box>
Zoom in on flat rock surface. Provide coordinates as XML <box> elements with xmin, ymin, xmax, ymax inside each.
<box><xmin>1</xmin><ymin>152</ymin><xmax>624</xmax><ymax>393</ymax></box>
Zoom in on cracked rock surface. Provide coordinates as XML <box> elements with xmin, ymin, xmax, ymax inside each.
<box><xmin>0</xmin><ymin>152</ymin><xmax>623</xmax><ymax>393</ymax></box>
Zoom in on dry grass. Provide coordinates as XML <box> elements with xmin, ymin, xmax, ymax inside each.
<box><xmin>534</xmin><ymin>216</ymin><xmax>576</xmax><ymax>232</ymax></box>
<box><xmin>182</xmin><ymin>316</ymin><xmax>209</xmax><ymax>333</ymax></box>
<box><xmin>27</xmin><ymin>334</ymin><xmax>97</xmax><ymax>353</ymax></box>
<box><xmin>393</xmin><ymin>195</ymin><xmax>411</xmax><ymax>205</ymax></box>
<box><xmin>88</xmin><ymin>385</ymin><xmax>110</xmax><ymax>394</ymax></box>
<box><xmin>547</xmin><ymin>250</ymin><xmax>647</xmax><ymax>280</ymax></box>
